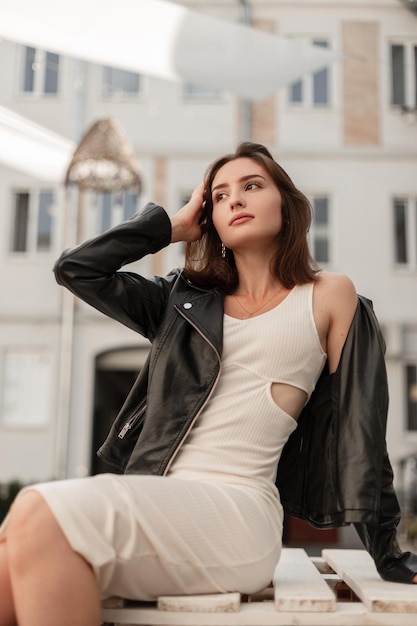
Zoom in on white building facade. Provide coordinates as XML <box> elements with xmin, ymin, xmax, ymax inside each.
<box><xmin>0</xmin><ymin>0</ymin><xmax>416</xmax><ymax>518</ymax></box>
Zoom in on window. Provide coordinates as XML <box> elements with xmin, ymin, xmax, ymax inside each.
<box><xmin>390</xmin><ymin>42</ymin><xmax>417</xmax><ymax>109</ymax></box>
<box><xmin>183</xmin><ymin>83</ymin><xmax>222</xmax><ymax>101</ymax></box>
<box><xmin>21</xmin><ymin>46</ymin><xmax>60</xmax><ymax>95</ymax></box>
<box><xmin>96</xmin><ymin>191</ymin><xmax>138</xmax><ymax>234</ymax></box>
<box><xmin>289</xmin><ymin>39</ymin><xmax>331</xmax><ymax>107</ymax></box>
<box><xmin>11</xmin><ymin>190</ymin><xmax>55</xmax><ymax>253</ymax></box>
<box><xmin>102</xmin><ymin>67</ymin><xmax>140</xmax><ymax>97</ymax></box>
<box><xmin>393</xmin><ymin>197</ymin><xmax>417</xmax><ymax>268</ymax></box>
<box><xmin>1</xmin><ymin>349</ymin><xmax>53</xmax><ymax>428</ymax></box>
<box><xmin>310</xmin><ymin>195</ymin><xmax>331</xmax><ymax>264</ymax></box>
<box><xmin>406</xmin><ymin>364</ymin><xmax>417</xmax><ymax>431</ymax></box>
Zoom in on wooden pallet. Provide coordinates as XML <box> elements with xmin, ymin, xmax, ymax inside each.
<box><xmin>101</xmin><ymin>548</ymin><xmax>417</xmax><ymax>626</ymax></box>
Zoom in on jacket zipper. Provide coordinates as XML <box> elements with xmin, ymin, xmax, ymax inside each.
<box><xmin>162</xmin><ymin>306</ymin><xmax>222</xmax><ymax>475</ymax></box>
<box><xmin>118</xmin><ymin>401</ymin><xmax>147</xmax><ymax>439</ymax></box>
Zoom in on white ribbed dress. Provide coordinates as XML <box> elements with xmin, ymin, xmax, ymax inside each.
<box><xmin>0</xmin><ymin>283</ymin><xmax>326</xmax><ymax>600</ymax></box>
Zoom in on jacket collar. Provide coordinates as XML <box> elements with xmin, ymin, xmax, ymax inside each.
<box><xmin>170</xmin><ymin>272</ymin><xmax>224</xmax><ymax>356</ymax></box>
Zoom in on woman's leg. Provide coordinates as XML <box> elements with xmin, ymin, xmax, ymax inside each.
<box><xmin>0</xmin><ymin>542</ymin><xmax>16</xmax><ymax>626</ymax></box>
<box><xmin>6</xmin><ymin>491</ymin><xmax>101</xmax><ymax>626</ymax></box>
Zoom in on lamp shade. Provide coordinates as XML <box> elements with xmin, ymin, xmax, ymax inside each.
<box><xmin>66</xmin><ymin>118</ymin><xmax>142</xmax><ymax>192</ymax></box>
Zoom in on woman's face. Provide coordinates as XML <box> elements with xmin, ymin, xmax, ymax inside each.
<box><xmin>210</xmin><ymin>157</ymin><xmax>283</xmax><ymax>253</ymax></box>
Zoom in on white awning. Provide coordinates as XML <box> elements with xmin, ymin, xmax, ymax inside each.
<box><xmin>0</xmin><ymin>0</ymin><xmax>339</xmax><ymax>101</ymax></box>
<box><xmin>0</xmin><ymin>106</ymin><xmax>74</xmax><ymax>181</ymax></box>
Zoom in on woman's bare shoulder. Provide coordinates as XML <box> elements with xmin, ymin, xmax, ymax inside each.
<box><xmin>314</xmin><ymin>272</ymin><xmax>358</xmax><ymax>371</ymax></box>
<box><xmin>315</xmin><ymin>270</ymin><xmax>357</xmax><ymax>303</ymax></box>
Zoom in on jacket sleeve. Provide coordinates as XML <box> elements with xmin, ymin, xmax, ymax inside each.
<box><xmin>53</xmin><ymin>202</ymin><xmax>174</xmax><ymax>341</ymax></box>
<box><xmin>354</xmin><ymin>453</ymin><xmax>417</xmax><ymax>584</ymax></box>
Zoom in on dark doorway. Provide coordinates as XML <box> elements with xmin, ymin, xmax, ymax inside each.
<box><xmin>91</xmin><ymin>368</ymin><xmax>137</xmax><ymax>474</ymax></box>
<box><xmin>91</xmin><ymin>348</ymin><xmax>148</xmax><ymax>475</ymax></box>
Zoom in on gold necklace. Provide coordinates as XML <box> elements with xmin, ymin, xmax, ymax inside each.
<box><xmin>233</xmin><ymin>286</ymin><xmax>285</xmax><ymax>320</ymax></box>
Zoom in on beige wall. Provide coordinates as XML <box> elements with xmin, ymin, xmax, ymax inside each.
<box><xmin>343</xmin><ymin>21</ymin><xmax>380</xmax><ymax>145</ymax></box>
<box><xmin>152</xmin><ymin>157</ymin><xmax>168</xmax><ymax>275</ymax></box>
<box><xmin>250</xmin><ymin>19</ymin><xmax>277</xmax><ymax>145</ymax></box>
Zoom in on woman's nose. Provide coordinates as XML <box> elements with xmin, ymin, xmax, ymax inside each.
<box><xmin>229</xmin><ymin>193</ymin><xmax>244</xmax><ymax>209</ymax></box>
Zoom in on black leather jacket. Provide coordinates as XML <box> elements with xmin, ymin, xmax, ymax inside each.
<box><xmin>54</xmin><ymin>202</ymin><xmax>417</xmax><ymax>583</ymax></box>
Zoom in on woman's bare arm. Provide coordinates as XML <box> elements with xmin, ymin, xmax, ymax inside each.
<box><xmin>314</xmin><ymin>272</ymin><xmax>358</xmax><ymax>373</ymax></box>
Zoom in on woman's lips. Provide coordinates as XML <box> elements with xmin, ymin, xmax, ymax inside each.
<box><xmin>230</xmin><ymin>214</ymin><xmax>253</xmax><ymax>226</ymax></box>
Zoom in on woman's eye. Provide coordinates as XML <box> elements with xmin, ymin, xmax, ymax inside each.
<box><xmin>246</xmin><ymin>182</ymin><xmax>260</xmax><ymax>191</ymax></box>
<box><xmin>214</xmin><ymin>192</ymin><xmax>226</xmax><ymax>202</ymax></box>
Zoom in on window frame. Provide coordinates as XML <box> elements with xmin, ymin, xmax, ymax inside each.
<box><xmin>0</xmin><ymin>348</ymin><xmax>53</xmax><ymax>429</ymax></box>
<box><xmin>389</xmin><ymin>40</ymin><xmax>417</xmax><ymax>110</ymax></box>
<box><xmin>10</xmin><ymin>188</ymin><xmax>56</xmax><ymax>256</ymax></box>
<box><xmin>392</xmin><ymin>196</ymin><xmax>417</xmax><ymax>270</ymax></box>
<box><xmin>405</xmin><ymin>361</ymin><xmax>417</xmax><ymax>432</ymax></box>
<box><xmin>308</xmin><ymin>194</ymin><xmax>332</xmax><ymax>266</ymax></box>
<box><xmin>90</xmin><ymin>190</ymin><xmax>139</xmax><ymax>237</ymax></box>
<box><xmin>288</xmin><ymin>37</ymin><xmax>332</xmax><ymax>109</ymax></box>
<box><xmin>101</xmin><ymin>66</ymin><xmax>142</xmax><ymax>99</ymax></box>
<box><xmin>19</xmin><ymin>46</ymin><xmax>60</xmax><ymax>97</ymax></box>
<box><xmin>182</xmin><ymin>82</ymin><xmax>224</xmax><ymax>102</ymax></box>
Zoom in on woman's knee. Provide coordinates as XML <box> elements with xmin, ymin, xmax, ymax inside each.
<box><xmin>7</xmin><ymin>491</ymin><xmax>63</xmax><ymax>565</ymax></box>
<box><xmin>8</xmin><ymin>490</ymin><xmax>47</xmax><ymax>528</ymax></box>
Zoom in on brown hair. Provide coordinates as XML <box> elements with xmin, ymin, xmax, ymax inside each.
<box><xmin>184</xmin><ymin>142</ymin><xmax>319</xmax><ymax>293</ymax></box>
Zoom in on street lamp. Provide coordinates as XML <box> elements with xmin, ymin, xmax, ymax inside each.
<box><xmin>66</xmin><ymin>117</ymin><xmax>142</xmax><ymax>192</ymax></box>
<box><xmin>55</xmin><ymin>117</ymin><xmax>141</xmax><ymax>479</ymax></box>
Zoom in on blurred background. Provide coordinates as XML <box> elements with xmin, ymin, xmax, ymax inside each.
<box><xmin>0</xmin><ymin>0</ymin><xmax>416</xmax><ymax>549</ymax></box>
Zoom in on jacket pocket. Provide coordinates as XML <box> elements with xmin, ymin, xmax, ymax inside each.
<box><xmin>118</xmin><ymin>400</ymin><xmax>147</xmax><ymax>439</ymax></box>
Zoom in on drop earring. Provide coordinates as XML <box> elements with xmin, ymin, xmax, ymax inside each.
<box><xmin>221</xmin><ymin>243</ymin><xmax>226</xmax><ymax>258</ymax></box>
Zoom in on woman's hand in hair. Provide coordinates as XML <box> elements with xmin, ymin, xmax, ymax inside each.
<box><xmin>170</xmin><ymin>184</ymin><xmax>206</xmax><ymax>243</ymax></box>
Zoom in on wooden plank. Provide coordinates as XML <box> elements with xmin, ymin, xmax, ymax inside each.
<box><xmin>157</xmin><ymin>593</ymin><xmax>241</xmax><ymax>613</ymax></box>
<box><xmin>273</xmin><ymin>548</ymin><xmax>336</xmax><ymax>612</ymax></box>
<box><xmin>102</xmin><ymin>601</ymin><xmax>417</xmax><ymax>625</ymax></box>
<box><xmin>323</xmin><ymin>549</ymin><xmax>417</xmax><ymax>613</ymax></box>
<box><xmin>102</xmin><ymin>549</ymin><xmax>417</xmax><ymax>624</ymax></box>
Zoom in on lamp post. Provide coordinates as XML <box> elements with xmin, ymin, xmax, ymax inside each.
<box><xmin>54</xmin><ymin>117</ymin><xmax>141</xmax><ymax>479</ymax></box>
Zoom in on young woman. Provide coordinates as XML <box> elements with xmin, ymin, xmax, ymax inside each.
<box><xmin>0</xmin><ymin>142</ymin><xmax>415</xmax><ymax>626</ymax></box>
